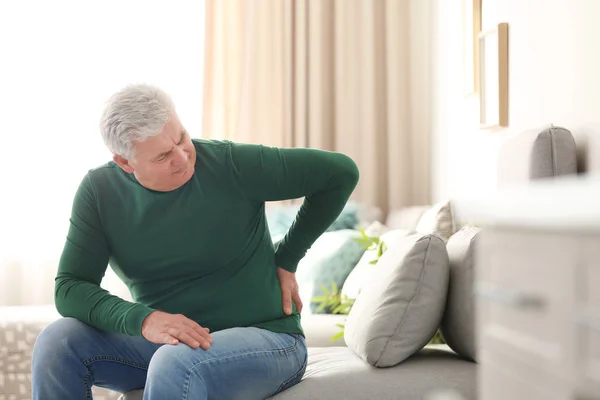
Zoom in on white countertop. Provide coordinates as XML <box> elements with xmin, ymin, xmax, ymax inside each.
<box><xmin>452</xmin><ymin>173</ymin><xmax>600</xmax><ymax>232</ymax></box>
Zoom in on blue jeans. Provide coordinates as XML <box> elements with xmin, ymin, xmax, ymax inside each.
<box><xmin>31</xmin><ymin>318</ymin><xmax>307</xmax><ymax>400</ymax></box>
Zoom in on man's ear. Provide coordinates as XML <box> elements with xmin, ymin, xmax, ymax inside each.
<box><xmin>113</xmin><ymin>154</ymin><xmax>135</xmax><ymax>173</ymax></box>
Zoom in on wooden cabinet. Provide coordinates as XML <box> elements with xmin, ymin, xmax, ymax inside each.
<box><xmin>475</xmin><ymin>228</ymin><xmax>599</xmax><ymax>400</ymax></box>
<box><xmin>575</xmin><ymin>236</ymin><xmax>600</xmax><ymax>398</ymax></box>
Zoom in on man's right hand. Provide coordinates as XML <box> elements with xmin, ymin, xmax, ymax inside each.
<box><xmin>141</xmin><ymin>311</ymin><xmax>212</xmax><ymax>350</ymax></box>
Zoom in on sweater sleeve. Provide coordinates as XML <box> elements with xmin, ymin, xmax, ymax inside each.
<box><xmin>228</xmin><ymin>142</ymin><xmax>360</xmax><ymax>272</ymax></box>
<box><xmin>54</xmin><ymin>174</ymin><xmax>155</xmax><ymax>335</ymax></box>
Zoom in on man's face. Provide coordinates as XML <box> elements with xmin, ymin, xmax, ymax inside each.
<box><xmin>114</xmin><ymin>113</ymin><xmax>197</xmax><ymax>192</ymax></box>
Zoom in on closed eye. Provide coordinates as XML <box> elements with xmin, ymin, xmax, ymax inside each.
<box><xmin>178</xmin><ymin>131</ymin><xmax>188</xmax><ymax>144</ymax></box>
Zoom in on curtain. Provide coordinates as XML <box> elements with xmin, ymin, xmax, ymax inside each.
<box><xmin>0</xmin><ymin>0</ymin><xmax>205</xmax><ymax>306</ymax></box>
<box><xmin>203</xmin><ymin>0</ymin><xmax>431</xmax><ymax>216</ymax></box>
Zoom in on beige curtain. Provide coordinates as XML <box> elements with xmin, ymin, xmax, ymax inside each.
<box><xmin>203</xmin><ymin>0</ymin><xmax>430</xmax><ymax>216</ymax></box>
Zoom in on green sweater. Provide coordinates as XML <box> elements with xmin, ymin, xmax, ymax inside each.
<box><xmin>55</xmin><ymin>139</ymin><xmax>359</xmax><ymax>337</ymax></box>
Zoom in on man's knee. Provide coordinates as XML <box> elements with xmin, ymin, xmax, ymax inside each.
<box><xmin>147</xmin><ymin>343</ymin><xmax>193</xmax><ymax>376</ymax></box>
<box><xmin>32</xmin><ymin>317</ymin><xmax>91</xmax><ymax>366</ymax></box>
<box><xmin>145</xmin><ymin>344</ymin><xmax>208</xmax><ymax>398</ymax></box>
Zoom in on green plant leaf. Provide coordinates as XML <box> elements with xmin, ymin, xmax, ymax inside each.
<box><xmin>330</xmin><ymin>331</ymin><xmax>344</xmax><ymax>341</ymax></box>
<box><xmin>314</xmin><ymin>302</ymin><xmax>328</xmax><ymax>313</ymax></box>
<box><xmin>353</xmin><ymin>229</ymin><xmax>383</xmax><ymax>250</ymax></box>
<box><xmin>427</xmin><ymin>329</ymin><xmax>446</xmax><ymax>345</ymax></box>
<box><xmin>331</xmin><ymin>281</ymin><xmax>338</xmax><ymax>294</ymax></box>
<box><xmin>376</xmin><ymin>243</ymin><xmax>384</xmax><ymax>258</ymax></box>
<box><xmin>320</xmin><ymin>284</ymin><xmax>330</xmax><ymax>295</ymax></box>
<box><xmin>332</xmin><ymin>304</ymin><xmax>346</xmax><ymax>314</ymax></box>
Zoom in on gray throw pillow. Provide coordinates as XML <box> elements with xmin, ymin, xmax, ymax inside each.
<box><xmin>497</xmin><ymin>124</ymin><xmax>578</xmax><ymax>186</ymax></box>
<box><xmin>440</xmin><ymin>226</ymin><xmax>480</xmax><ymax>361</ymax></box>
<box><xmin>531</xmin><ymin>125</ymin><xmax>578</xmax><ymax>179</ymax></box>
<box><xmin>344</xmin><ymin>232</ymin><xmax>450</xmax><ymax>367</ymax></box>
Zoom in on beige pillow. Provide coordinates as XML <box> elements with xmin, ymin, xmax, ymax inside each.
<box><xmin>344</xmin><ymin>232</ymin><xmax>450</xmax><ymax>367</ymax></box>
<box><xmin>415</xmin><ymin>200</ymin><xmax>455</xmax><ymax>242</ymax></box>
<box><xmin>385</xmin><ymin>205</ymin><xmax>430</xmax><ymax>231</ymax></box>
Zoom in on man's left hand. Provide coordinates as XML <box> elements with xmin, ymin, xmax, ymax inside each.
<box><xmin>277</xmin><ymin>267</ymin><xmax>303</xmax><ymax>315</ymax></box>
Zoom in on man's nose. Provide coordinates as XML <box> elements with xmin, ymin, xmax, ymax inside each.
<box><xmin>172</xmin><ymin>146</ymin><xmax>188</xmax><ymax>164</ymax></box>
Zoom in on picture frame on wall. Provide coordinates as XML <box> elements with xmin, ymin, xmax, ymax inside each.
<box><xmin>478</xmin><ymin>22</ymin><xmax>509</xmax><ymax>128</ymax></box>
<box><xmin>463</xmin><ymin>0</ymin><xmax>481</xmax><ymax>96</ymax></box>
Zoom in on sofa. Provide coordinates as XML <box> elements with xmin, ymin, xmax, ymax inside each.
<box><xmin>120</xmin><ymin>125</ymin><xmax>580</xmax><ymax>400</ymax></box>
<box><xmin>0</xmin><ymin>125</ymin><xmax>579</xmax><ymax>400</ymax></box>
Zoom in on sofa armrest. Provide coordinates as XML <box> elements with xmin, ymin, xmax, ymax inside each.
<box><xmin>300</xmin><ymin>313</ymin><xmax>348</xmax><ymax>347</ymax></box>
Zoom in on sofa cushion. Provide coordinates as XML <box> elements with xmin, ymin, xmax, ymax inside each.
<box><xmin>270</xmin><ymin>346</ymin><xmax>476</xmax><ymax>400</ymax></box>
<box><xmin>440</xmin><ymin>226</ymin><xmax>480</xmax><ymax>362</ymax></box>
<box><xmin>343</xmin><ymin>233</ymin><xmax>450</xmax><ymax>367</ymax></box>
<box><xmin>120</xmin><ymin>346</ymin><xmax>476</xmax><ymax>400</ymax></box>
<box><xmin>120</xmin><ymin>390</ymin><xmax>142</xmax><ymax>400</ymax></box>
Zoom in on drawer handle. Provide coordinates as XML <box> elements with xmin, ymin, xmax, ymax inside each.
<box><xmin>475</xmin><ymin>283</ymin><xmax>546</xmax><ymax>310</ymax></box>
<box><xmin>576</xmin><ymin>309</ymin><xmax>600</xmax><ymax>332</ymax></box>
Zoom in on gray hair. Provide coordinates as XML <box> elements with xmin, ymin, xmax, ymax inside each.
<box><xmin>99</xmin><ymin>83</ymin><xmax>175</xmax><ymax>161</ymax></box>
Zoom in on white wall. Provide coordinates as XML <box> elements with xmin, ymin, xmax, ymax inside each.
<box><xmin>429</xmin><ymin>0</ymin><xmax>600</xmax><ymax>201</ymax></box>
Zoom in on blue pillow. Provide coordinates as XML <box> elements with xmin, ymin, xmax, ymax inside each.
<box><xmin>293</xmin><ymin>229</ymin><xmax>366</xmax><ymax>314</ymax></box>
<box><xmin>266</xmin><ymin>202</ymin><xmax>360</xmax><ymax>237</ymax></box>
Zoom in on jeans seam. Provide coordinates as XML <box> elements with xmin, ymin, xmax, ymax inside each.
<box><xmin>182</xmin><ymin>365</ymin><xmax>206</xmax><ymax>400</ymax></box>
<box><xmin>83</xmin><ymin>355</ymin><xmax>149</xmax><ymax>370</ymax></box>
<box><xmin>183</xmin><ymin>366</ymin><xmax>189</xmax><ymax>400</ymax></box>
<box><xmin>84</xmin><ymin>372</ymin><xmax>91</xmax><ymax>400</ymax></box>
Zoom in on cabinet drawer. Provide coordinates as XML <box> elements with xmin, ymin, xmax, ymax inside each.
<box><xmin>476</xmin><ymin>230</ymin><xmax>578</xmax><ymax>302</ymax></box>
<box><xmin>475</xmin><ymin>229</ymin><xmax>578</xmax><ymax>380</ymax></box>
<box><xmin>479</xmin><ymin>348</ymin><xmax>571</xmax><ymax>400</ymax></box>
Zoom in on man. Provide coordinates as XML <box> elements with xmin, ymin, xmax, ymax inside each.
<box><xmin>31</xmin><ymin>84</ymin><xmax>359</xmax><ymax>400</ymax></box>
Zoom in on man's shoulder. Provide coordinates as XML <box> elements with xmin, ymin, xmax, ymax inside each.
<box><xmin>192</xmin><ymin>138</ymin><xmax>282</xmax><ymax>153</ymax></box>
<box><xmin>192</xmin><ymin>138</ymin><xmax>233</xmax><ymax>152</ymax></box>
<box><xmin>79</xmin><ymin>161</ymin><xmax>125</xmax><ymax>192</ymax></box>
<box><xmin>86</xmin><ymin>161</ymin><xmax>121</xmax><ymax>180</ymax></box>
<box><xmin>68</xmin><ymin>162</ymin><xmax>121</xmax><ymax>203</ymax></box>
<box><xmin>192</xmin><ymin>139</ymin><xmax>237</xmax><ymax>168</ymax></box>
